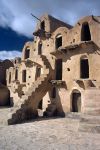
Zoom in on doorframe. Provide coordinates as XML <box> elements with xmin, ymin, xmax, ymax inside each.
<box><xmin>70</xmin><ymin>89</ymin><xmax>81</xmax><ymax>112</ymax></box>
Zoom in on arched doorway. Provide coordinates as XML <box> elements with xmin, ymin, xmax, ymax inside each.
<box><xmin>81</xmin><ymin>22</ymin><xmax>91</xmax><ymax>41</ymax></box>
<box><xmin>80</xmin><ymin>56</ymin><xmax>89</xmax><ymax>79</ymax></box>
<box><xmin>55</xmin><ymin>34</ymin><xmax>62</xmax><ymax>49</ymax></box>
<box><xmin>71</xmin><ymin>90</ymin><xmax>81</xmax><ymax>112</ymax></box>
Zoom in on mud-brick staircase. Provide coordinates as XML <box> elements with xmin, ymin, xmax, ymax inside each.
<box><xmin>83</xmin><ymin>88</ymin><xmax>100</xmax><ymax>115</ymax></box>
<box><xmin>8</xmin><ymin>55</ymin><xmax>53</xmax><ymax>125</ymax></box>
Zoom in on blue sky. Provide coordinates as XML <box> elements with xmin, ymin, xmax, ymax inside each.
<box><xmin>0</xmin><ymin>0</ymin><xmax>100</xmax><ymax>59</ymax></box>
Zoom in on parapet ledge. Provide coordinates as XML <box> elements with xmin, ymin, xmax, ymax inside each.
<box><xmin>50</xmin><ymin>41</ymin><xmax>94</xmax><ymax>56</ymax></box>
<box><xmin>50</xmin><ymin>80</ymin><xmax>66</xmax><ymax>87</ymax></box>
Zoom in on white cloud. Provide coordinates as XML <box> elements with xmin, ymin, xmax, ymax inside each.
<box><xmin>0</xmin><ymin>0</ymin><xmax>99</xmax><ymax>37</ymax></box>
<box><xmin>0</xmin><ymin>0</ymin><xmax>36</xmax><ymax>37</ymax></box>
<box><xmin>0</xmin><ymin>51</ymin><xmax>21</xmax><ymax>60</ymax></box>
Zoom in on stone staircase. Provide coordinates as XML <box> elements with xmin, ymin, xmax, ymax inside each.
<box><xmin>7</xmin><ymin>55</ymin><xmax>53</xmax><ymax>125</ymax></box>
<box><xmin>83</xmin><ymin>88</ymin><xmax>100</xmax><ymax>115</ymax></box>
<box><xmin>78</xmin><ymin>114</ymin><xmax>100</xmax><ymax>133</ymax></box>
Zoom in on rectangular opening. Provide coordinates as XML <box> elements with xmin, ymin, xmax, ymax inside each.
<box><xmin>81</xmin><ymin>58</ymin><xmax>89</xmax><ymax>79</ymax></box>
<box><xmin>22</xmin><ymin>70</ymin><xmax>26</xmax><ymax>82</ymax></box>
<box><xmin>25</xmin><ymin>49</ymin><xmax>30</xmax><ymax>59</ymax></box>
<box><xmin>56</xmin><ymin>35</ymin><xmax>62</xmax><ymax>49</ymax></box>
<box><xmin>72</xmin><ymin>92</ymin><xmax>81</xmax><ymax>112</ymax></box>
<box><xmin>15</xmin><ymin>69</ymin><xmax>18</xmax><ymax>80</ymax></box>
<box><xmin>55</xmin><ymin>59</ymin><xmax>62</xmax><ymax>80</ymax></box>
<box><xmin>41</xmin><ymin>21</ymin><xmax>45</xmax><ymax>30</ymax></box>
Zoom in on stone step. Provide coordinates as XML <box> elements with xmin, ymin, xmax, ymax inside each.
<box><xmin>7</xmin><ymin>54</ymin><xmax>52</xmax><ymax>125</ymax></box>
<box><xmin>78</xmin><ymin>116</ymin><xmax>100</xmax><ymax>133</ymax></box>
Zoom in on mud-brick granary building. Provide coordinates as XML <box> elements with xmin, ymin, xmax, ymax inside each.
<box><xmin>3</xmin><ymin>14</ymin><xmax>100</xmax><ymax>124</ymax></box>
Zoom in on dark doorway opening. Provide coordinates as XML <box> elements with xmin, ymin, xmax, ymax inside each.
<box><xmin>25</xmin><ymin>48</ymin><xmax>30</xmax><ymax>59</ymax></box>
<box><xmin>72</xmin><ymin>91</ymin><xmax>81</xmax><ymax>112</ymax></box>
<box><xmin>38</xmin><ymin>42</ymin><xmax>42</xmax><ymax>55</ymax></box>
<box><xmin>41</xmin><ymin>21</ymin><xmax>45</xmax><ymax>30</ymax></box>
<box><xmin>38</xmin><ymin>99</ymin><xmax>43</xmax><ymax>109</ymax></box>
<box><xmin>35</xmin><ymin>67</ymin><xmax>41</xmax><ymax>80</ymax></box>
<box><xmin>22</xmin><ymin>70</ymin><xmax>26</xmax><ymax>82</ymax></box>
<box><xmin>80</xmin><ymin>58</ymin><xmax>89</xmax><ymax>79</ymax></box>
<box><xmin>81</xmin><ymin>22</ymin><xmax>91</xmax><ymax>41</ymax></box>
<box><xmin>55</xmin><ymin>59</ymin><xmax>62</xmax><ymax>80</ymax></box>
<box><xmin>56</xmin><ymin>35</ymin><xmax>62</xmax><ymax>49</ymax></box>
<box><xmin>15</xmin><ymin>69</ymin><xmax>18</xmax><ymax>80</ymax></box>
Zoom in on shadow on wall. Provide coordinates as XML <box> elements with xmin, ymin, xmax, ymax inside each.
<box><xmin>0</xmin><ymin>84</ymin><xmax>11</xmax><ymax>107</ymax></box>
<box><xmin>56</xmin><ymin>89</ymin><xmax>65</xmax><ymax>117</ymax></box>
<box><xmin>0</xmin><ymin>59</ymin><xmax>14</xmax><ymax>85</ymax></box>
<box><xmin>48</xmin><ymin>87</ymin><xmax>65</xmax><ymax>117</ymax></box>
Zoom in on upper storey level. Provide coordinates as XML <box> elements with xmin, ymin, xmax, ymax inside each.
<box><xmin>33</xmin><ymin>13</ymin><xmax>72</xmax><ymax>39</ymax></box>
<box><xmin>51</xmin><ymin>15</ymin><xmax>100</xmax><ymax>56</ymax></box>
<box><xmin>21</xmin><ymin>14</ymin><xmax>100</xmax><ymax>60</ymax></box>
<box><xmin>65</xmin><ymin>15</ymin><xmax>100</xmax><ymax>46</ymax></box>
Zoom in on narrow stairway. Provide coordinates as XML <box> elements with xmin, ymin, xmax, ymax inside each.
<box><xmin>8</xmin><ymin>55</ymin><xmax>53</xmax><ymax>125</ymax></box>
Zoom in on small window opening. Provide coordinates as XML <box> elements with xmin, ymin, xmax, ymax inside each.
<box><xmin>56</xmin><ymin>34</ymin><xmax>62</xmax><ymax>49</ymax></box>
<box><xmin>41</xmin><ymin>21</ymin><xmax>45</xmax><ymax>30</ymax></box>
<box><xmin>22</xmin><ymin>70</ymin><xmax>26</xmax><ymax>82</ymax></box>
<box><xmin>38</xmin><ymin>42</ymin><xmax>42</xmax><ymax>55</ymax></box>
<box><xmin>55</xmin><ymin>59</ymin><xmax>62</xmax><ymax>80</ymax></box>
<box><xmin>81</xmin><ymin>22</ymin><xmax>91</xmax><ymax>41</ymax></box>
<box><xmin>15</xmin><ymin>69</ymin><xmax>18</xmax><ymax>80</ymax></box>
<box><xmin>25</xmin><ymin>47</ymin><xmax>30</xmax><ymax>59</ymax></box>
<box><xmin>80</xmin><ymin>58</ymin><xmax>89</xmax><ymax>79</ymax></box>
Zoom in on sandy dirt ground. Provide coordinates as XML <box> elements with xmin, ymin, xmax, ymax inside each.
<box><xmin>0</xmin><ymin>114</ymin><xmax>100</xmax><ymax>150</ymax></box>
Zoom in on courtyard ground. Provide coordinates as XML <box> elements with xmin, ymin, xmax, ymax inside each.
<box><xmin>0</xmin><ymin>109</ymin><xmax>100</xmax><ymax>150</ymax></box>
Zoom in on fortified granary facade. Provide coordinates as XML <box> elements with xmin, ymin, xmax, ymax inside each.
<box><xmin>2</xmin><ymin>14</ymin><xmax>100</xmax><ymax>124</ymax></box>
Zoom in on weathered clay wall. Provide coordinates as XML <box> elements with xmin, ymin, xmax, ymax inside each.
<box><xmin>6</xmin><ymin>14</ymin><xmax>100</xmax><ymax>115</ymax></box>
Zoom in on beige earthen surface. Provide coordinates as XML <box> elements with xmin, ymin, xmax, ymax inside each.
<box><xmin>2</xmin><ymin>14</ymin><xmax>100</xmax><ymax>124</ymax></box>
<box><xmin>0</xmin><ymin>115</ymin><xmax>100</xmax><ymax>150</ymax></box>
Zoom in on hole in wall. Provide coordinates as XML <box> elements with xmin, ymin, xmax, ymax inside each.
<box><xmin>73</xmin><ymin>39</ymin><xmax>75</xmax><ymax>43</ymax></box>
<box><xmin>67</xmin><ymin>68</ymin><xmax>70</xmax><ymax>71</ymax></box>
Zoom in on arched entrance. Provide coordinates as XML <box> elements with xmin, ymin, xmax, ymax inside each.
<box><xmin>55</xmin><ymin>34</ymin><xmax>62</xmax><ymax>49</ymax></box>
<box><xmin>71</xmin><ymin>90</ymin><xmax>81</xmax><ymax>112</ymax></box>
<box><xmin>81</xmin><ymin>22</ymin><xmax>91</xmax><ymax>41</ymax></box>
